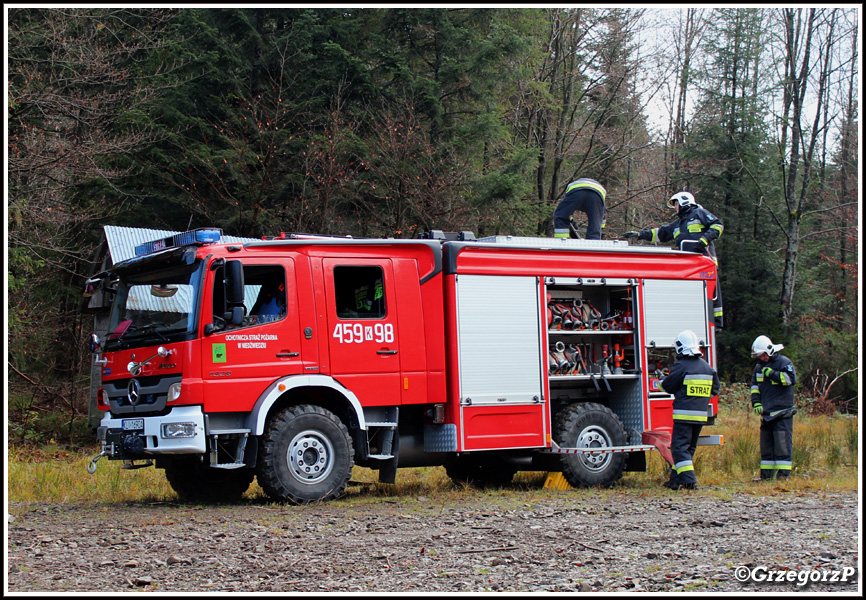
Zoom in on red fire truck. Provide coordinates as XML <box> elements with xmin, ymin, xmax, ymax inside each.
<box><xmin>85</xmin><ymin>228</ymin><xmax>722</xmax><ymax>504</ymax></box>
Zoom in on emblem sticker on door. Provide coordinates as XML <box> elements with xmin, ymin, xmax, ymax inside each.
<box><xmin>212</xmin><ymin>343</ymin><xmax>227</xmax><ymax>363</ymax></box>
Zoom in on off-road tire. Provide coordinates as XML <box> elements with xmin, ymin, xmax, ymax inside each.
<box><xmin>164</xmin><ymin>457</ymin><xmax>255</xmax><ymax>503</ymax></box>
<box><xmin>444</xmin><ymin>454</ymin><xmax>517</xmax><ymax>488</ymax></box>
<box><xmin>256</xmin><ymin>404</ymin><xmax>354</xmax><ymax>505</ymax></box>
<box><xmin>554</xmin><ymin>402</ymin><xmax>627</xmax><ymax>488</ymax></box>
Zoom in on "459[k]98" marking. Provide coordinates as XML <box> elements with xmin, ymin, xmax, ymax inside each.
<box><xmin>332</xmin><ymin>323</ymin><xmax>394</xmax><ymax>344</ymax></box>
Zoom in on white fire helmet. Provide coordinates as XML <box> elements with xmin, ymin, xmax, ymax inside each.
<box><xmin>667</xmin><ymin>191</ymin><xmax>697</xmax><ymax>210</ymax></box>
<box><xmin>674</xmin><ymin>330</ymin><xmax>702</xmax><ymax>356</ymax></box>
<box><xmin>751</xmin><ymin>335</ymin><xmax>784</xmax><ymax>357</ymax></box>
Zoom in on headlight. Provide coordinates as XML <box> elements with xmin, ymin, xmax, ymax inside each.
<box><xmin>167</xmin><ymin>382</ymin><xmax>182</xmax><ymax>402</ymax></box>
<box><xmin>161</xmin><ymin>422</ymin><xmax>196</xmax><ymax>439</ymax></box>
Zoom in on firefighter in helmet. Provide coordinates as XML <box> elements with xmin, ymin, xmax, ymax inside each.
<box><xmin>661</xmin><ymin>330</ymin><xmax>720</xmax><ymax>490</ymax></box>
<box><xmin>750</xmin><ymin>335</ymin><xmax>797</xmax><ymax>480</ymax></box>
<box><xmin>624</xmin><ymin>191</ymin><xmax>725</xmax><ymax>328</ymax></box>
<box><xmin>552</xmin><ymin>178</ymin><xmax>607</xmax><ymax>240</ymax></box>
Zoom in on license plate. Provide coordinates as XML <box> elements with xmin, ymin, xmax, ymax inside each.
<box><xmin>122</xmin><ymin>419</ymin><xmax>144</xmax><ymax>431</ymax></box>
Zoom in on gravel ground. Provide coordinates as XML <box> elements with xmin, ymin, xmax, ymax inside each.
<box><xmin>6</xmin><ymin>488</ymin><xmax>861</xmax><ymax>594</ymax></box>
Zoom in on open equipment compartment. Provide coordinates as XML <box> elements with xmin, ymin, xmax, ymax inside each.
<box><xmin>545</xmin><ymin>276</ymin><xmax>644</xmax><ymax>445</ymax></box>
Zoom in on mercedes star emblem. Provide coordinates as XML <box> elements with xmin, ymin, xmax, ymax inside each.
<box><xmin>127</xmin><ymin>378</ymin><xmax>141</xmax><ymax>405</ymax></box>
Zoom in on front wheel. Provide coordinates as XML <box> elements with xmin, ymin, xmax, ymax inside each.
<box><xmin>554</xmin><ymin>402</ymin><xmax>627</xmax><ymax>488</ymax></box>
<box><xmin>256</xmin><ymin>404</ymin><xmax>354</xmax><ymax>505</ymax></box>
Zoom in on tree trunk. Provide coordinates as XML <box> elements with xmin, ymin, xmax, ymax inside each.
<box><xmin>778</xmin><ymin>8</ymin><xmax>815</xmax><ymax>330</ymax></box>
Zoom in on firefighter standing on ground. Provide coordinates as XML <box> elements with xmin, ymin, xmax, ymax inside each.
<box><xmin>624</xmin><ymin>191</ymin><xmax>724</xmax><ymax>328</ymax></box>
<box><xmin>553</xmin><ymin>178</ymin><xmax>607</xmax><ymax>240</ymax></box>
<box><xmin>661</xmin><ymin>330</ymin><xmax>720</xmax><ymax>490</ymax></box>
<box><xmin>750</xmin><ymin>335</ymin><xmax>797</xmax><ymax>480</ymax></box>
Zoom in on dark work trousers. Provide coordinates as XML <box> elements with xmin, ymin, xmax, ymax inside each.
<box><xmin>680</xmin><ymin>239</ymin><xmax>724</xmax><ymax>329</ymax></box>
<box><xmin>669</xmin><ymin>421</ymin><xmax>703</xmax><ymax>486</ymax></box>
<box><xmin>712</xmin><ymin>281</ymin><xmax>723</xmax><ymax>329</ymax></box>
<box><xmin>760</xmin><ymin>416</ymin><xmax>793</xmax><ymax>479</ymax></box>
<box><xmin>553</xmin><ymin>188</ymin><xmax>606</xmax><ymax>240</ymax></box>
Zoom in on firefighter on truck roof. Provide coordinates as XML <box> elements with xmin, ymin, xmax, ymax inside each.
<box><xmin>552</xmin><ymin>178</ymin><xmax>607</xmax><ymax>240</ymax></box>
<box><xmin>661</xmin><ymin>330</ymin><xmax>720</xmax><ymax>490</ymax></box>
<box><xmin>624</xmin><ymin>191</ymin><xmax>724</xmax><ymax>328</ymax></box>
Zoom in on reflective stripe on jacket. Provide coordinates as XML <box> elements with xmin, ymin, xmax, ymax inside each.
<box><xmin>565</xmin><ymin>178</ymin><xmax>607</xmax><ymax>201</ymax></box>
<box><xmin>751</xmin><ymin>353</ymin><xmax>797</xmax><ymax>413</ymax></box>
<box><xmin>638</xmin><ymin>205</ymin><xmax>723</xmax><ymax>261</ymax></box>
<box><xmin>662</xmin><ymin>355</ymin><xmax>720</xmax><ymax>423</ymax></box>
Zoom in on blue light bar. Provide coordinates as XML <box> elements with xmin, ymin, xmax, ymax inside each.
<box><xmin>134</xmin><ymin>228</ymin><xmax>223</xmax><ymax>256</ymax></box>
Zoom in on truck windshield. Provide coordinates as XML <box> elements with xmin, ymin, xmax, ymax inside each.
<box><xmin>105</xmin><ymin>260</ymin><xmax>204</xmax><ymax>350</ymax></box>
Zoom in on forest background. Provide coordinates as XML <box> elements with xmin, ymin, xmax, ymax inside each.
<box><xmin>6</xmin><ymin>7</ymin><xmax>861</xmax><ymax>445</ymax></box>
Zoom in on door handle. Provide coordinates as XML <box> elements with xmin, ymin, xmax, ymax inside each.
<box><xmin>377</xmin><ymin>350</ymin><xmax>398</xmax><ymax>355</ymax></box>
<box><xmin>276</xmin><ymin>352</ymin><xmax>300</xmax><ymax>358</ymax></box>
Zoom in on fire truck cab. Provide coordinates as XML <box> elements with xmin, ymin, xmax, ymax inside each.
<box><xmin>86</xmin><ymin>228</ymin><xmax>721</xmax><ymax>504</ymax></box>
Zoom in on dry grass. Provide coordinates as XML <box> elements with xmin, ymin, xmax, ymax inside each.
<box><xmin>7</xmin><ymin>407</ymin><xmax>858</xmax><ymax>506</ymax></box>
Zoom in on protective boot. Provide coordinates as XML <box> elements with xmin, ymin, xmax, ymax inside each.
<box><xmin>663</xmin><ymin>468</ymin><xmax>678</xmax><ymax>489</ymax></box>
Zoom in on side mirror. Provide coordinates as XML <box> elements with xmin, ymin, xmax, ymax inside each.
<box><xmin>225</xmin><ymin>260</ymin><xmax>245</xmax><ymax>307</ymax></box>
<box><xmin>90</xmin><ymin>333</ymin><xmax>107</xmax><ymax>365</ymax></box>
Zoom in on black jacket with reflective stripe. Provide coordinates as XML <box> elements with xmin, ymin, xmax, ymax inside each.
<box><xmin>662</xmin><ymin>355</ymin><xmax>720</xmax><ymax>423</ymax></box>
<box><xmin>638</xmin><ymin>205</ymin><xmax>724</xmax><ymax>261</ymax></box>
<box><xmin>750</xmin><ymin>353</ymin><xmax>797</xmax><ymax>414</ymax></box>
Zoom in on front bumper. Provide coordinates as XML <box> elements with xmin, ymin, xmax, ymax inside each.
<box><xmin>97</xmin><ymin>405</ymin><xmax>206</xmax><ymax>458</ymax></box>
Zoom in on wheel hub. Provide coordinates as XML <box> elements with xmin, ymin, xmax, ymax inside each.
<box><xmin>288</xmin><ymin>430</ymin><xmax>334</xmax><ymax>485</ymax></box>
<box><xmin>576</xmin><ymin>425</ymin><xmax>613</xmax><ymax>471</ymax></box>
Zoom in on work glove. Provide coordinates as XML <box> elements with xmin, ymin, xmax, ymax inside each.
<box><xmin>753</xmin><ymin>403</ymin><xmax>763</xmax><ymax>415</ymax></box>
<box><xmin>761</xmin><ymin>367</ymin><xmax>774</xmax><ymax>378</ymax></box>
<box><xmin>623</xmin><ymin>231</ymin><xmax>640</xmax><ymax>239</ymax></box>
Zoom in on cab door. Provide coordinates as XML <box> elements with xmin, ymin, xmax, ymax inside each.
<box><xmin>322</xmin><ymin>258</ymin><xmax>401</xmax><ymax>406</ymax></box>
<box><xmin>203</xmin><ymin>258</ymin><xmax>303</xmax><ymax>413</ymax></box>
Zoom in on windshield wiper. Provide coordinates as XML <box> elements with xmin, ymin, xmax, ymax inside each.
<box><xmin>123</xmin><ymin>324</ymin><xmax>170</xmax><ymax>343</ymax></box>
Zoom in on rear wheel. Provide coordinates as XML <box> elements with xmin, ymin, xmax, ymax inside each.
<box><xmin>164</xmin><ymin>457</ymin><xmax>254</xmax><ymax>503</ymax></box>
<box><xmin>445</xmin><ymin>454</ymin><xmax>517</xmax><ymax>488</ymax></box>
<box><xmin>554</xmin><ymin>402</ymin><xmax>627</xmax><ymax>488</ymax></box>
<box><xmin>256</xmin><ymin>405</ymin><xmax>354</xmax><ymax>505</ymax></box>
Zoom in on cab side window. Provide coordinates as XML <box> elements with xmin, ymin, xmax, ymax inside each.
<box><xmin>334</xmin><ymin>266</ymin><xmax>385</xmax><ymax>319</ymax></box>
<box><xmin>212</xmin><ymin>264</ymin><xmax>287</xmax><ymax>328</ymax></box>
<box><xmin>245</xmin><ymin>265</ymin><xmax>287</xmax><ymax>325</ymax></box>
